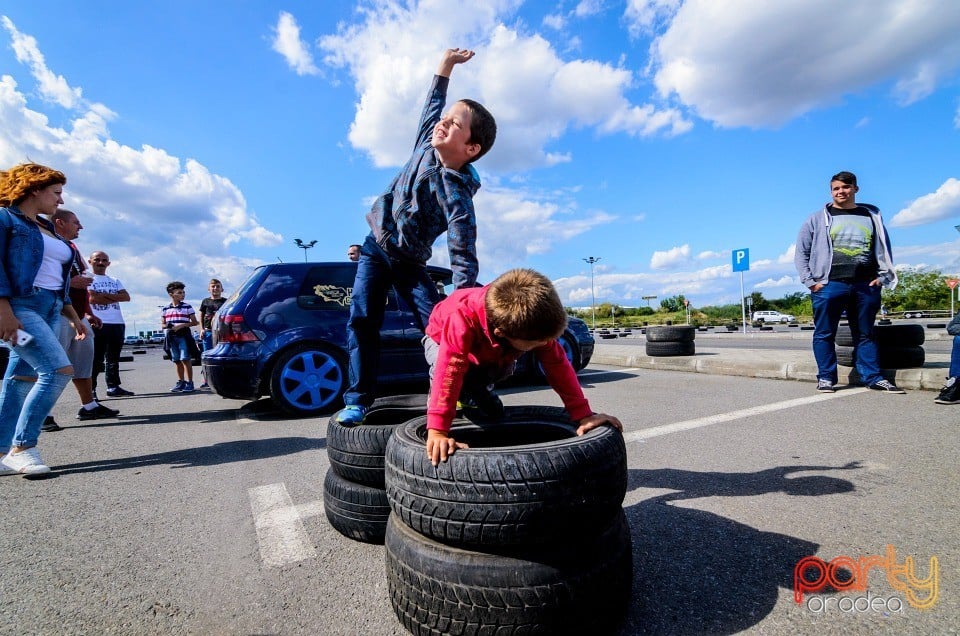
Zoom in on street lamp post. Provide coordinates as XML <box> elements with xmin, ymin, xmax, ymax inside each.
<box><xmin>583</xmin><ymin>256</ymin><xmax>601</xmax><ymax>330</ymax></box>
<box><xmin>294</xmin><ymin>238</ymin><xmax>317</xmax><ymax>262</ymax></box>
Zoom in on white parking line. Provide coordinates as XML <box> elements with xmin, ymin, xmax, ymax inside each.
<box><xmin>623</xmin><ymin>388</ymin><xmax>869</xmax><ymax>443</ymax></box>
<box><xmin>248</xmin><ymin>483</ymin><xmax>321</xmax><ymax>567</ymax></box>
<box><xmin>579</xmin><ymin>367</ymin><xmax>641</xmax><ymax>375</ymax></box>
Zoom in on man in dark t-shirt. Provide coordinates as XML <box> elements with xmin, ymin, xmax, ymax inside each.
<box><xmin>198</xmin><ymin>279</ymin><xmax>226</xmax><ymax>388</ymax></box>
<box><xmin>794</xmin><ymin>171</ymin><xmax>903</xmax><ymax>394</ymax></box>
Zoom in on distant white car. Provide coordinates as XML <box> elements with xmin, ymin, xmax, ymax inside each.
<box><xmin>752</xmin><ymin>310</ymin><xmax>795</xmax><ymax>324</ymax></box>
<box><xmin>123</xmin><ymin>335</ymin><xmax>144</xmax><ymax>346</ymax></box>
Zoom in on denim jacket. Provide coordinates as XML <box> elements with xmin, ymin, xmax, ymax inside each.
<box><xmin>0</xmin><ymin>206</ymin><xmax>73</xmax><ymax>305</ymax></box>
<box><xmin>365</xmin><ymin>75</ymin><xmax>481</xmax><ymax>290</ymax></box>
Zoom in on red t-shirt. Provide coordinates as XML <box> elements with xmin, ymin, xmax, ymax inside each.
<box><xmin>424</xmin><ymin>286</ymin><xmax>592</xmax><ymax>433</ymax></box>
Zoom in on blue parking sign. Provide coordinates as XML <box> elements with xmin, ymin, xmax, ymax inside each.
<box><xmin>732</xmin><ymin>248</ymin><xmax>750</xmax><ymax>272</ymax></box>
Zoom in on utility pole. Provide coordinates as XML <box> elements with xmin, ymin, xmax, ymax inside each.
<box><xmin>583</xmin><ymin>256</ymin><xmax>601</xmax><ymax>330</ymax></box>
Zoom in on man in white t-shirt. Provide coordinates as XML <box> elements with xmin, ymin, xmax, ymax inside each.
<box><xmin>88</xmin><ymin>251</ymin><xmax>134</xmax><ymax>398</ymax></box>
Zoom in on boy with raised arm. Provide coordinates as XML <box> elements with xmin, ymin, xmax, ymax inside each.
<box><xmin>335</xmin><ymin>47</ymin><xmax>497</xmax><ymax>425</ymax></box>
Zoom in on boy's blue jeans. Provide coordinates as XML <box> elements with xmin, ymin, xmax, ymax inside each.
<box><xmin>811</xmin><ymin>280</ymin><xmax>882</xmax><ymax>386</ymax></box>
<box><xmin>343</xmin><ymin>234</ymin><xmax>439</xmax><ymax>407</ymax></box>
<box><xmin>1</xmin><ymin>288</ymin><xmax>72</xmax><ymax>452</ymax></box>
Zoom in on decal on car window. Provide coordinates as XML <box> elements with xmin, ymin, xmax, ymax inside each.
<box><xmin>313</xmin><ymin>285</ymin><xmax>352</xmax><ymax>306</ymax></box>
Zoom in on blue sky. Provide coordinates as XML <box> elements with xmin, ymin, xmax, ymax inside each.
<box><xmin>2</xmin><ymin>1</ymin><xmax>959</xmax><ymax>333</ymax></box>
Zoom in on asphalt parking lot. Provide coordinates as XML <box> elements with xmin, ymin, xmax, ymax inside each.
<box><xmin>0</xmin><ymin>346</ymin><xmax>956</xmax><ymax>635</ymax></box>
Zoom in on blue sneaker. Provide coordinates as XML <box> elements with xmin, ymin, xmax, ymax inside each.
<box><xmin>182</xmin><ymin>381</ymin><xmax>195</xmax><ymax>393</ymax></box>
<box><xmin>334</xmin><ymin>405</ymin><xmax>367</xmax><ymax>426</ymax></box>
<box><xmin>170</xmin><ymin>381</ymin><xmax>186</xmax><ymax>393</ymax></box>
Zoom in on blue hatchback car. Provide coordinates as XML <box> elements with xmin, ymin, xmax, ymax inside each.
<box><xmin>203</xmin><ymin>261</ymin><xmax>594</xmax><ymax>417</ymax></box>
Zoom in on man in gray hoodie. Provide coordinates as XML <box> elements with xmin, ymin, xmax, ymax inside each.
<box><xmin>795</xmin><ymin>171</ymin><xmax>903</xmax><ymax>394</ymax></box>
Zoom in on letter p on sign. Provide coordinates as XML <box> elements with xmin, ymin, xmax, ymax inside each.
<box><xmin>732</xmin><ymin>248</ymin><xmax>750</xmax><ymax>272</ymax></box>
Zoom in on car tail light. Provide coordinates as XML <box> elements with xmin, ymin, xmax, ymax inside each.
<box><xmin>218</xmin><ymin>314</ymin><xmax>260</xmax><ymax>344</ymax></box>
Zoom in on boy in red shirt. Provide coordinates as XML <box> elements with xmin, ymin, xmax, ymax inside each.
<box><xmin>423</xmin><ymin>268</ymin><xmax>622</xmax><ymax>465</ymax></box>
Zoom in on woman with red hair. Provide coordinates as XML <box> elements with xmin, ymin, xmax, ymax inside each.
<box><xmin>0</xmin><ymin>162</ymin><xmax>84</xmax><ymax>476</ymax></box>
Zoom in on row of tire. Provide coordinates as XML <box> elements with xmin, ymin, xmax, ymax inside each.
<box><xmin>640</xmin><ymin>323</ymin><xmax>929</xmax><ymax>369</ymax></box>
<box><xmin>323</xmin><ymin>397</ymin><xmax>633</xmax><ymax>635</ymax></box>
<box><xmin>835</xmin><ymin>323</ymin><xmax>926</xmax><ymax>369</ymax></box>
<box><xmin>645</xmin><ymin>325</ymin><xmax>696</xmax><ymax>356</ymax></box>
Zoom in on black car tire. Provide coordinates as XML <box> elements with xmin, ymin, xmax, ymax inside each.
<box><xmin>269</xmin><ymin>344</ymin><xmax>347</xmax><ymax>417</ymax></box>
<box><xmin>836</xmin><ymin>324</ymin><xmax>924</xmax><ymax>347</ymax></box>
<box><xmin>385</xmin><ymin>511</ymin><xmax>632</xmax><ymax>636</ymax></box>
<box><xmin>327</xmin><ymin>395</ymin><xmax>427</xmax><ymax>488</ymax></box>
<box><xmin>645</xmin><ymin>340</ymin><xmax>695</xmax><ymax>356</ymax></box>
<box><xmin>836</xmin><ymin>345</ymin><xmax>926</xmax><ymax>369</ymax></box>
<box><xmin>385</xmin><ymin>406</ymin><xmax>627</xmax><ymax>548</ymax></box>
<box><xmin>645</xmin><ymin>325</ymin><xmax>696</xmax><ymax>342</ymax></box>
<box><xmin>323</xmin><ymin>469</ymin><xmax>390</xmax><ymax>544</ymax></box>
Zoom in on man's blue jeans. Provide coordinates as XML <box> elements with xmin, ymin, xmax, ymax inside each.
<box><xmin>1</xmin><ymin>288</ymin><xmax>72</xmax><ymax>452</ymax></box>
<box><xmin>811</xmin><ymin>280</ymin><xmax>883</xmax><ymax>386</ymax></box>
<box><xmin>950</xmin><ymin>336</ymin><xmax>960</xmax><ymax>378</ymax></box>
<box><xmin>343</xmin><ymin>234</ymin><xmax>439</xmax><ymax>407</ymax></box>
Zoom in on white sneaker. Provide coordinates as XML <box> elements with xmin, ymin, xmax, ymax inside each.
<box><xmin>1</xmin><ymin>448</ymin><xmax>51</xmax><ymax>475</ymax></box>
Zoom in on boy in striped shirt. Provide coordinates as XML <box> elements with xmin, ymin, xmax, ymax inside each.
<box><xmin>161</xmin><ymin>281</ymin><xmax>199</xmax><ymax>393</ymax></box>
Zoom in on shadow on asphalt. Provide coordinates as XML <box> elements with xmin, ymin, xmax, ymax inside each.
<box><xmin>620</xmin><ymin>462</ymin><xmax>862</xmax><ymax>634</ymax></box>
<box><xmin>571</xmin><ymin>370</ymin><xmax>639</xmax><ymax>386</ymax></box>
<box><xmin>51</xmin><ymin>436</ymin><xmax>326</xmax><ymax>475</ymax></box>
<box><xmin>66</xmin><ymin>408</ymin><xmax>239</xmax><ymax>429</ymax></box>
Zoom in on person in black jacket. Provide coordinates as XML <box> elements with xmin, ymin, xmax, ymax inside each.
<box><xmin>935</xmin><ymin>311</ymin><xmax>960</xmax><ymax>405</ymax></box>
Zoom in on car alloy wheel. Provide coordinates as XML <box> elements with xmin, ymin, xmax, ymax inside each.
<box><xmin>270</xmin><ymin>345</ymin><xmax>346</xmax><ymax>416</ymax></box>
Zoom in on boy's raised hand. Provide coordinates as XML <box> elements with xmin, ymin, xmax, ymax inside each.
<box><xmin>426</xmin><ymin>429</ymin><xmax>470</xmax><ymax>466</ymax></box>
<box><xmin>437</xmin><ymin>48</ymin><xmax>475</xmax><ymax>77</ymax></box>
<box><xmin>576</xmin><ymin>413</ymin><xmax>623</xmax><ymax>436</ymax></box>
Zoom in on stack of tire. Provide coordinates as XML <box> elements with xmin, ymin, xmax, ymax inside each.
<box><xmin>323</xmin><ymin>395</ymin><xmax>427</xmax><ymax>544</ymax></box>
<box><xmin>383</xmin><ymin>406</ymin><xmax>632</xmax><ymax>635</ymax></box>
<box><xmin>645</xmin><ymin>324</ymin><xmax>696</xmax><ymax>356</ymax></box>
<box><xmin>836</xmin><ymin>323</ymin><xmax>925</xmax><ymax>369</ymax></box>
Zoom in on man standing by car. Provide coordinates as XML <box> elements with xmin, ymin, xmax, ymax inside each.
<box><xmin>795</xmin><ymin>171</ymin><xmax>903</xmax><ymax>394</ymax></box>
<box><xmin>41</xmin><ymin>211</ymin><xmax>119</xmax><ymax>430</ymax></box>
<box><xmin>88</xmin><ymin>251</ymin><xmax>135</xmax><ymax>398</ymax></box>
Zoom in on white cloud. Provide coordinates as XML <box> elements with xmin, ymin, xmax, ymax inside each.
<box><xmin>777</xmin><ymin>244</ymin><xmax>796</xmax><ymax>264</ymax></box>
<box><xmin>553</xmin><ymin>261</ymin><xmax>746</xmax><ymax>307</ymax></box>
<box><xmin>891</xmin><ymin>240</ymin><xmax>960</xmax><ymax>275</ymax></box>
<box><xmin>0</xmin><ymin>18</ymin><xmax>282</xmax><ymax>331</ymax></box>
<box><xmin>317</xmin><ymin>3</ymin><xmax>690</xmax><ymax>170</ymax></box>
<box><xmin>650</xmin><ymin>0</ymin><xmax>960</xmax><ymax>127</ymax></box>
<box><xmin>623</xmin><ymin>0</ymin><xmax>681</xmax><ymax>37</ymax></box>
<box><xmin>2</xmin><ymin>16</ymin><xmax>83</xmax><ymax>109</ymax></box>
<box><xmin>697</xmin><ymin>249</ymin><xmax>723</xmax><ymax>260</ymax></box>
<box><xmin>271</xmin><ymin>11</ymin><xmax>321</xmax><ymax>76</ymax></box>
<box><xmin>543</xmin><ymin>14</ymin><xmax>566</xmax><ymax>30</ymax></box>
<box><xmin>650</xmin><ymin>244</ymin><xmax>690</xmax><ymax>269</ymax></box>
<box><xmin>890</xmin><ymin>178</ymin><xmax>960</xmax><ymax>227</ymax></box>
<box><xmin>755</xmin><ymin>275</ymin><xmax>797</xmax><ymax>289</ymax></box>
<box><xmin>574</xmin><ymin>0</ymin><xmax>605</xmax><ymax>18</ymax></box>
<box><xmin>429</xmin><ymin>183</ymin><xmax>616</xmax><ymax>279</ymax></box>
